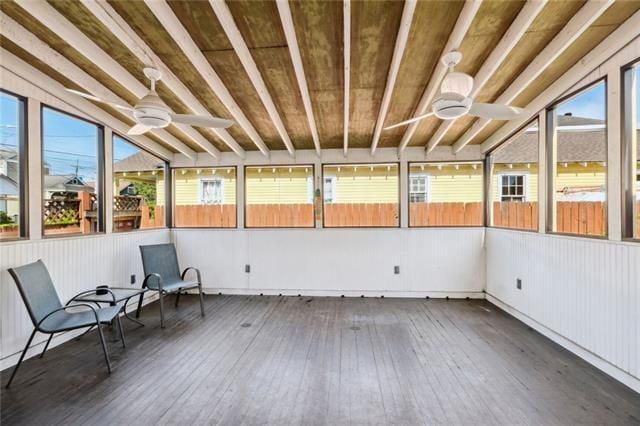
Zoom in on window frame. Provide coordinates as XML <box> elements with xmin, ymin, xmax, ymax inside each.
<box><xmin>545</xmin><ymin>78</ymin><xmax>609</xmax><ymax>239</ymax></box>
<box><xmin>171</xmin><ymin>165</ymin><xmax>238</xmax><ymax>229</ymax></box>
<box><xmin>0</xmin><ymin>89</ymin><xmax>28</xmax><ymax>242</ymax></box>
<box><xmin>408</xmin><ymin>160</ymin><xmax>484</xmax><ymax>228</ymax></box>
<box><xmin>621</xmin><ymin>60</ymin><xmax>639</xmax><ymax>241</ymax></box>
<box><xmin>497</xmin><ymin>173</ymin><xmax>528</xmax><ymax>202</ymax></box>
<box><xmin>112</xmin><ymin>132</ymin><xmax>169</xmax><ymax>233</ymax></box>
<box><xmin>409</xmin><ymin>174</ymin><xmax>429</xmax><ymax>203</ymax></box>
<box><xmin>199</xmin><ymin>177</ymin><xmax>225</xmax><ymax>205</ymax></box>
<box><xmin>321</xmin><ymin>162</ymin><xmax>400</xmax><ymax>229</ymax></box>
<box><xmin>323</xmin><ymin>175</ymin><xmax>337</xmax><ymax>204</ymax></box>
<box><xmin>244</xmin><ymin>164</ymin><xmax>315</xmax><ymax>229</ymax></box>
<box><xmin>40</xmin><ymin>104</ymin><xmax>105</xmax><ymax>238</ymax></box>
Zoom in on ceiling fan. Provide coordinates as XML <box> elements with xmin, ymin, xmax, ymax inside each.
<box><xmin>385</xmin><ymin>51</ymin><xmax>526</xmax><ymax>130</ymax></box>
<box><xmin>66</xmin><ymin>67</ymin><xmax>234</xmax><ymax>136</ymax></box>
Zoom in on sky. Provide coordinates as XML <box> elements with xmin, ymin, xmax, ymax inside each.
<box><xmin>557</xmin><ymin>81</ymin><xmax>605</xmax><ymax>120</ymax></box>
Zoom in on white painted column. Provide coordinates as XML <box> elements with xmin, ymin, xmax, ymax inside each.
<box><xmin>314</xmin><ymin>159</ymin><xmax>322</xmax><ymax>228</ymax></box>
<box><xmin>237</xmin><ymin>165</ymin><xmax>245</xmax><ymax>229</ymax></box>
<box><xmin>399</xmin><ymin>159</ymin><xmax>408</xmax><ymax>228</ymax></box>
<box><xmin>27</xmin><ymin>98</ymin><xmax>42</xmax><ymax>240</ymax></box>
<box><xmin>606</xmin><ymin>69</ymin><xmax>622</xmax><ymax>241</ymax></box>
<box><xmin>537</xmin><ymin>110</ymin><xmax>547</xmax><ymax>234</ymax></box>
<box><xmin>103</xmin><ymin>127</ymin><xmax>113</xmax><ymax>234</ymax></box>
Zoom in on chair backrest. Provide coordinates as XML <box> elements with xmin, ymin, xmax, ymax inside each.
<box><xmin>139</xmin><ymin>243</ymin><xmax>181</xmax><ymax>286</ymax></box>
<box><xmin>8</xmin><ymin>260</ymin><xmax>63</xmax><ymax>327</ymax></box>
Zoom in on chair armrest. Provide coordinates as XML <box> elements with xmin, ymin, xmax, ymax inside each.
<box><xmin>36</xmin><ymin>303</ymin><xmax>100</xmax><ymax>331</ymax></box>
<box><xmin>143</xmin><ymin>273</ymin><xmax>164</xmax><ymax>292</ymax></box>
<box><xmin>181</xmin><ymin>267</ymin><xmax>201</xmax><ymax>283</ymax></box>
<box><xmin>67</xmin><ymin>288</ymin><xmax>117</xmax><ymax>305</ymax></box>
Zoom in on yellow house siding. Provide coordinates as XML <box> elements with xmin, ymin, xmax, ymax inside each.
<box><xmin>246</xmin><ymin>167</ymin><xmax>312</xmax><ymax>204</ymax></box>
<box><xmin>410</xmin><ymin>164</ymin><xmax>483</xmax><ymax>203</ymax></box>
<box><xmin>325</xmin><ymin>166</ymin><xmax>399</xmax><ymax>204</ymax></box>
<box><xmin>173</xmin><ymin>169</ymin><xmax>237</xmax><ymax>205</ymax></box>
<box><xmin>555</xmin><ymin>163</ymin><xmax>606</xmax><ymax>193</ymax></box>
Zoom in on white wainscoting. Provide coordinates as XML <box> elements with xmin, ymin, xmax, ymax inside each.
<box><xmin>485</xmin><ymin>228</ymin><xmax>640</xmax><ymax>392</ymax></box>
<box><xmin>0</xmin><ymin>229</ymin><xmax>170</xmax><ymax>368</ymax></box>
<box><xmin>173</xmin><ymin>228</ymin><xmax>486</xmax><ymax>297</ymax></box>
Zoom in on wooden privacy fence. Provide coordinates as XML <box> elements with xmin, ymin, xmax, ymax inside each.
<box><xmin>493</xmin><ymin>202</ymin><xmax>538</xmax><ymax>231</ymax></box>
<box><xmin>246</xmin><ymin>204</ymin><xmax>313</xmax><ymax>227</ymax></box>
<box><xmin>556</xmin><ymin>201</ymin><xmax>606</xmax><ymax>236</ymax></box>
<box><xmin>174</xmin><ymin>204</ymin><xmax>235</xmax><ymax>228</ymax></box>
<box><xmin>410</xmin><ymin>202</ymin><xmax>482</xmax><ymax>227</ymax></box>
<box><xmin>325</xmin><ymin>203</ymin><xmax>399</xmax><ymax>227</ymax></box>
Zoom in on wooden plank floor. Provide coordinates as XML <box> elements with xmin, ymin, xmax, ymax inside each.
<box><xmin>1</xmin><ymin>295</ymin><xmax>639</xmax><ymax>425</ymax></box>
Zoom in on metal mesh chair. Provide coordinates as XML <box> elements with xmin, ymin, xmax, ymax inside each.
<box><xmin>137</xmin><ymin>243</ymin><xmax>204</xmax><ymax>328</ymax></box>
<box><xmin>6</xmin><ymin>260</ymin><xmax>125</xmax><ymax>388</ymax></box>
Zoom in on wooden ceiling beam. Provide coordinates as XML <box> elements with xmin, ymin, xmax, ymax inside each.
<box><xmin>80</xmin><ymin>0</ymin><xmax>227</xmax><ymax>160</ymax></box>
<box><xmin>454</xmin><ymin>0</ymin><xmax>614</xmax><ymax>153</ymax></box>
<box><xmin>370</xmin><ymin>0</ymin><xmax>417</xmax><ymax>156</ymax></box>
<box><xmin>275</xmin><ymin>0</ymin><xmax>321</xmax><ymax>157</ymax></box>
<box><xmin>397</xmin><ymin>0</ymin><xmax>482</xmax><ymax>154</ymax></box>
<box><xmin>426</xmin><ymin>0</ymin><xmax>546</xmax><ymax>154</ymax></box>
<box><xmin>0</xmin><ymin>46</ymin><xmax>173</xmax><ymax>161</ymax></box>
<box><xmin>14</xmin><ymin>0</ymin><xmax>198</xmax><ymax>160</ymax></box>
<box><xmin>144</xmin><ymin>0</ymin><xmax>270</xmax><ymax>157</ymax></box>
<box><xmin>481</xmin><ymin>8</ymin><xmax>640</xmax><ymax>153</ymax></box>
<box><xmin>343</xmin><ymin>0</ymin><xmax>351</xmax><ymax>157</ymax></box>
<box><xmin>211</xmin><ymin>0</ymin><xmax>296</xmax><ymax>157</ymax></box>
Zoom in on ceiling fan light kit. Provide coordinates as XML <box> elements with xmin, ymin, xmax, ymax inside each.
<box><xmin>66</xmin><ymin>66</ymin><xmax>234</xmax><ymax>136</ymax></box>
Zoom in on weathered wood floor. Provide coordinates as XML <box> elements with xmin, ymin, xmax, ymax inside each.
<box><xmin>1</xmin><ymin>295</ymin><xmax>639</xmax><ymax>425</ymax></box>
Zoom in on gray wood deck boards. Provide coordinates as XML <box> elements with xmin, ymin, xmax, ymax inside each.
<box><xmin>2</xmin><ymin>295</ymin><xmax>639</xmax><ymax>425</ymax></box>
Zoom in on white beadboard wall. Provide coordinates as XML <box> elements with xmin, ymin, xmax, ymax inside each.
<box><xmin>173</xmin><ymin>228</ymin><xmax>486</xmax><ymax>297</ymax></box>
<box><xmin>485</xmin><ymin>228</ymin><xmax>640</xmax><ymax>392</ymax></box>
<box><xmin>0</xmin><ymin>229</ymin><xmax>170</xmax><ymax>368</ymax></box>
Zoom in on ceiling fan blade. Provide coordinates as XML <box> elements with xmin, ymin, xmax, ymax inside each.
<box><xmin>170</xmin><ymin>113</ymin><xmax>233</xmax><ymax>129</ymax></box>
<box><xmin>384</xmin><ymin>111</ymin><xmax>435</xmax><ymax>130</ymax></box>
<box><xmin>65</xmin><ymin>88</ymin><xmax>133</xmax><ymax>112</ymax></box>
<box><xmin>468</xmin><ymin>103</ymin><xmax>525</xmax><ymax>120</ymax></box>
<box><xmin>127</xmin><ymin>124</ymin><xmax>152</xmax><ymax>136</ymax></box>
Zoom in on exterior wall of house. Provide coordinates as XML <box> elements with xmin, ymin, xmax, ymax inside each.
<box><xmin>172</xmin><ymin>169</ymin><xmax>235</xmax><ymax>205</ymax></box>
<box><xmin>554</xmin><ymin>163</ymin><xmax>606</xmax><ymax>199</ymax></box>
<box><xmin>409</xmin><ymin>164</ymin><xmax>483</xmax><ymax>203</ymax></box>
<box><xmin>245</xmin><ymin>167</ymin><xmax>311</xmax><ymax>205</ymax></box>
<box><xmin>324</xmin><ymin>166</ymin><xmax>398</xmax><ymax>204</ymax></box>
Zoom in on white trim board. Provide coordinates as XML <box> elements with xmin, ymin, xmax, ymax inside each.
<box><xmin>486</xmin><ymin>293</ymin><xmax>640</xmax><ymax>394</ymax></box>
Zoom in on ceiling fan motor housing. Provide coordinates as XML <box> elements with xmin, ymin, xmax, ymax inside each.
<box><xmin>133</xmin><ymin>92</ymin><xmax>171</xmax><ymax>128</ymax></box>
<box><xmin>432</xmin><ymin>92</ymin><xmax>472</xmax><ymax>120</ymax></box>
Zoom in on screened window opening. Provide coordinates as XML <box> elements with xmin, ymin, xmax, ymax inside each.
<box><xmin>113</xmin><ymin>135</ymin><xmax>166</xmax><ymax>232</ymax></box>
<box><xmin>322</xmin><ymin>163</ymin><xmax>399</xmax><ymax>228</ymax></box>
<box><xmin>174</xmin><ymin>167</ymin><xmax>236</xmax><ymax>228</ymax></box>
<box><xmin>489</xmin><ymin>120</ymin><xmax>539</xmax><ymax>231</ymax></box>
<box><xmin>622</xmin><ymin>63</ymin><xmax>640</xmax><ymax>239</ymax></box>
<box><xmin>549</xmin><ymin>81</ymin><xmax>607</xmax><ymax>237</ymax></box>
<box><xmin>245</xmin><ymin>165</ymin><xmax>312</xmax><ymax>228</ymax></box>
<box><xmin>42</xmin><ymin>107</ymin><xmax>102</xmax><ymax>237</ymax></box>
<box><xmin>0</xmin><ymin>92</ymin><xmax>25</xmax><ymax>241</ymax></box>
<box><xmin>409</xmin><ymin>162</ymin><xmax>483</xmax><ymax>227</ymax></box>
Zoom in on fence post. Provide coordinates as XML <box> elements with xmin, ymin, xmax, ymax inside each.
<box><xmin>78</xmin><ymin>191</ymin><xmax>92</xmax><ymax>234</ymax></box>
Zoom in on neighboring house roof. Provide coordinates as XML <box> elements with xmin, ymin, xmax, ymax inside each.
<box><xmin>44</xmin><ymin>175</ymin><xmax>94</xmax><ymax>193</ymax></box>
<box><xmin>114</xmin><ymin>151</ymin><xmax>164</xmax><ymax>173</ymax></box>
<box><xmin>493</xmin><ymin>114</ymin><xmax>640</xmax><ymax>164</ymax></box>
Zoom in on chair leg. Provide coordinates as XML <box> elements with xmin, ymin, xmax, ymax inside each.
<box><xmin>198</xmin><ymin>284</ymin><xmax>205</xmax><ymax>317</ymax></box>
<box><xmin>40</xmin><ymin>333</ymin><xmax>54</xmax><ymax>358</ymax></box>
<box><xmin>135</xmin><ymin>292</ymin><xmax>144</xmax><ymax>318</ymax></box>
<box><xmin>159</xmin><ymin>292</ymin><xmax>165</xmax><ymax>328</ymax></box>
<box><xmin>96</xmin><ymin>324</ymin><xmax>111</xmax><ymax>374</ymax></box>
<box><xmin>5</xmin><ymin>328</ymin><xmax>37</xmax><ymax>389</ymax></box>
<box><xmin>174</xmin><ymin>289</ymin><xmax>181</xmax><ymax>308</ymax></box>
<box><xmin>115</xmin><ymin>315</ymin><xmax>126</xmax><ymax>348</ymax></box>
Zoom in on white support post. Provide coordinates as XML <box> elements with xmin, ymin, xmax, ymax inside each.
<box><xmin>104</xmin><ymin>127</ymin><xmax>113</xmax><ymax>234</ymax></box>
<box><xmin>606</xmin><ymin>69</ymin><xmax>622</xmax><ymax>241</ymax></box>
<box><xmin>27</xmin><ymin>98</ymin><xmax>42</xmax><ymax>240</ymax></box>
<box><xmin>314</xmin><ymin>160</ymin><xmax>322</xmax><ymax>228</ymax></box>
<box><xmin>537</xmin><ymin>110</ymin><xmax>547</xmax><ymax>234</ymax></box>
<box><xmin>400</xmin><ymin>160</ymin><xmax>409</xmax><ymax>228</ymax></box>
<box><xmin>237</xmin><ymin>166</ymin><xmax>245</xmax><ymax>230</ymax></box>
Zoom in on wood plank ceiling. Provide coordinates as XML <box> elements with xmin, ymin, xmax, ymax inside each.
<box><xmin>1</xmin><ymin>0</ymin><xmax>638</xmax><ymax>158</ymax></box>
